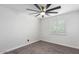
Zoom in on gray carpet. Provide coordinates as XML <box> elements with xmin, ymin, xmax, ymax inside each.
<box><xmin>5</xmin><ymin>41</ymin><xmax>79</xmax><ymax>54</ymax></box>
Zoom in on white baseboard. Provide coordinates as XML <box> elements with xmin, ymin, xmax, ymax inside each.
<box><xmin>1</xmin><ymin>40</ymin><xmax>39</xmax><ymax>54</ymax></box>
<box><xmin>41</xmin><ymin>39</ymin><xmax>79</xmax><ymax>49</ymax></box>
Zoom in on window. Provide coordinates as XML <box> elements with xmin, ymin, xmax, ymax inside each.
<box><xmin>51</xmin><ymin>19</ymin><xmax>65</xmax><ymax>34</ymax></box>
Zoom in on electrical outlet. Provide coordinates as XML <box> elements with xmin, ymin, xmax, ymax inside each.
<box><xmin>27</xmin><ymin>39</ymin><xmax>29</xmax><ymax>42</ymax></box>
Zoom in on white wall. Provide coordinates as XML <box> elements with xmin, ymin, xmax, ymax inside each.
<box><xmin>41</xmin><ymin>11</ymin><xmax>79</xmax><ymax>49</ymax></box>
<box><xmin>0</xmin><ymin>6</ymin><xmax>40</xmax><ymax>53</ymax></box>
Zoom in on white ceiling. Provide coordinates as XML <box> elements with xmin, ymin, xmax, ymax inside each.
<box><xmin>0</xmin><ymin>4</ymin><xmax>79</xmax><ymax>18</ymax></box>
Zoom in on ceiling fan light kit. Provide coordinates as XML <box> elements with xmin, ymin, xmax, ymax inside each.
<box><xmin>27</xmin><ymin>4</ymin><xmax>61</xmax><ymax>18</ymax></box>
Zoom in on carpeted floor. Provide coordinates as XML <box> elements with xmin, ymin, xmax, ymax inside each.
<box><xmin>5</xmin><ymin>40</ymin><xmax>79</xmax><ymax>54</ymax></box>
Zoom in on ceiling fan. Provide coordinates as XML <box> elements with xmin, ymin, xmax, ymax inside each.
<box><xmin>26</xmin><ymin>4</ymin><xmax>61</xmax><ymax>18</ymax></box>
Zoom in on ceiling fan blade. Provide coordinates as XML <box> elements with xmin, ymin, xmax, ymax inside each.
<box><xmin>34</xmin><ymin>4</ymin><xmax>41</xmax><ymax>10</ymax></box>
<box><xmin>29</xmin><ymin>13</ymin><xmax>38</xmax><ymax>15</ymax></box>
<box><xmin>46</xmin><ymin>12</ymin><xmax>58</xmax><ymax>13</ymax></box>
<box><xmin>46</xmin><ymin>6</ymin><xmax>61</xmax><ymax>12</ymax></box>
<box><xmin>46</xmin><ymin>4</ymin><xmax>51</xmax><ymax>9</ymax></box>
<box><xmin>26</xmin><ymin>9</ymin><xmax>40</xmax><ymax>12</ymax></box>
<box><xmin>35</xmin><ymin>14</ymin><xmax>40</xmax><ymax>17</ymax></box>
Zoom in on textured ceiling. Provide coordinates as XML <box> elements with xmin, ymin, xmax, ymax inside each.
<box><xmin>0</xmin><ymin>4</ymin><xmax>79</xmax><ymax>18</ymax></box>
